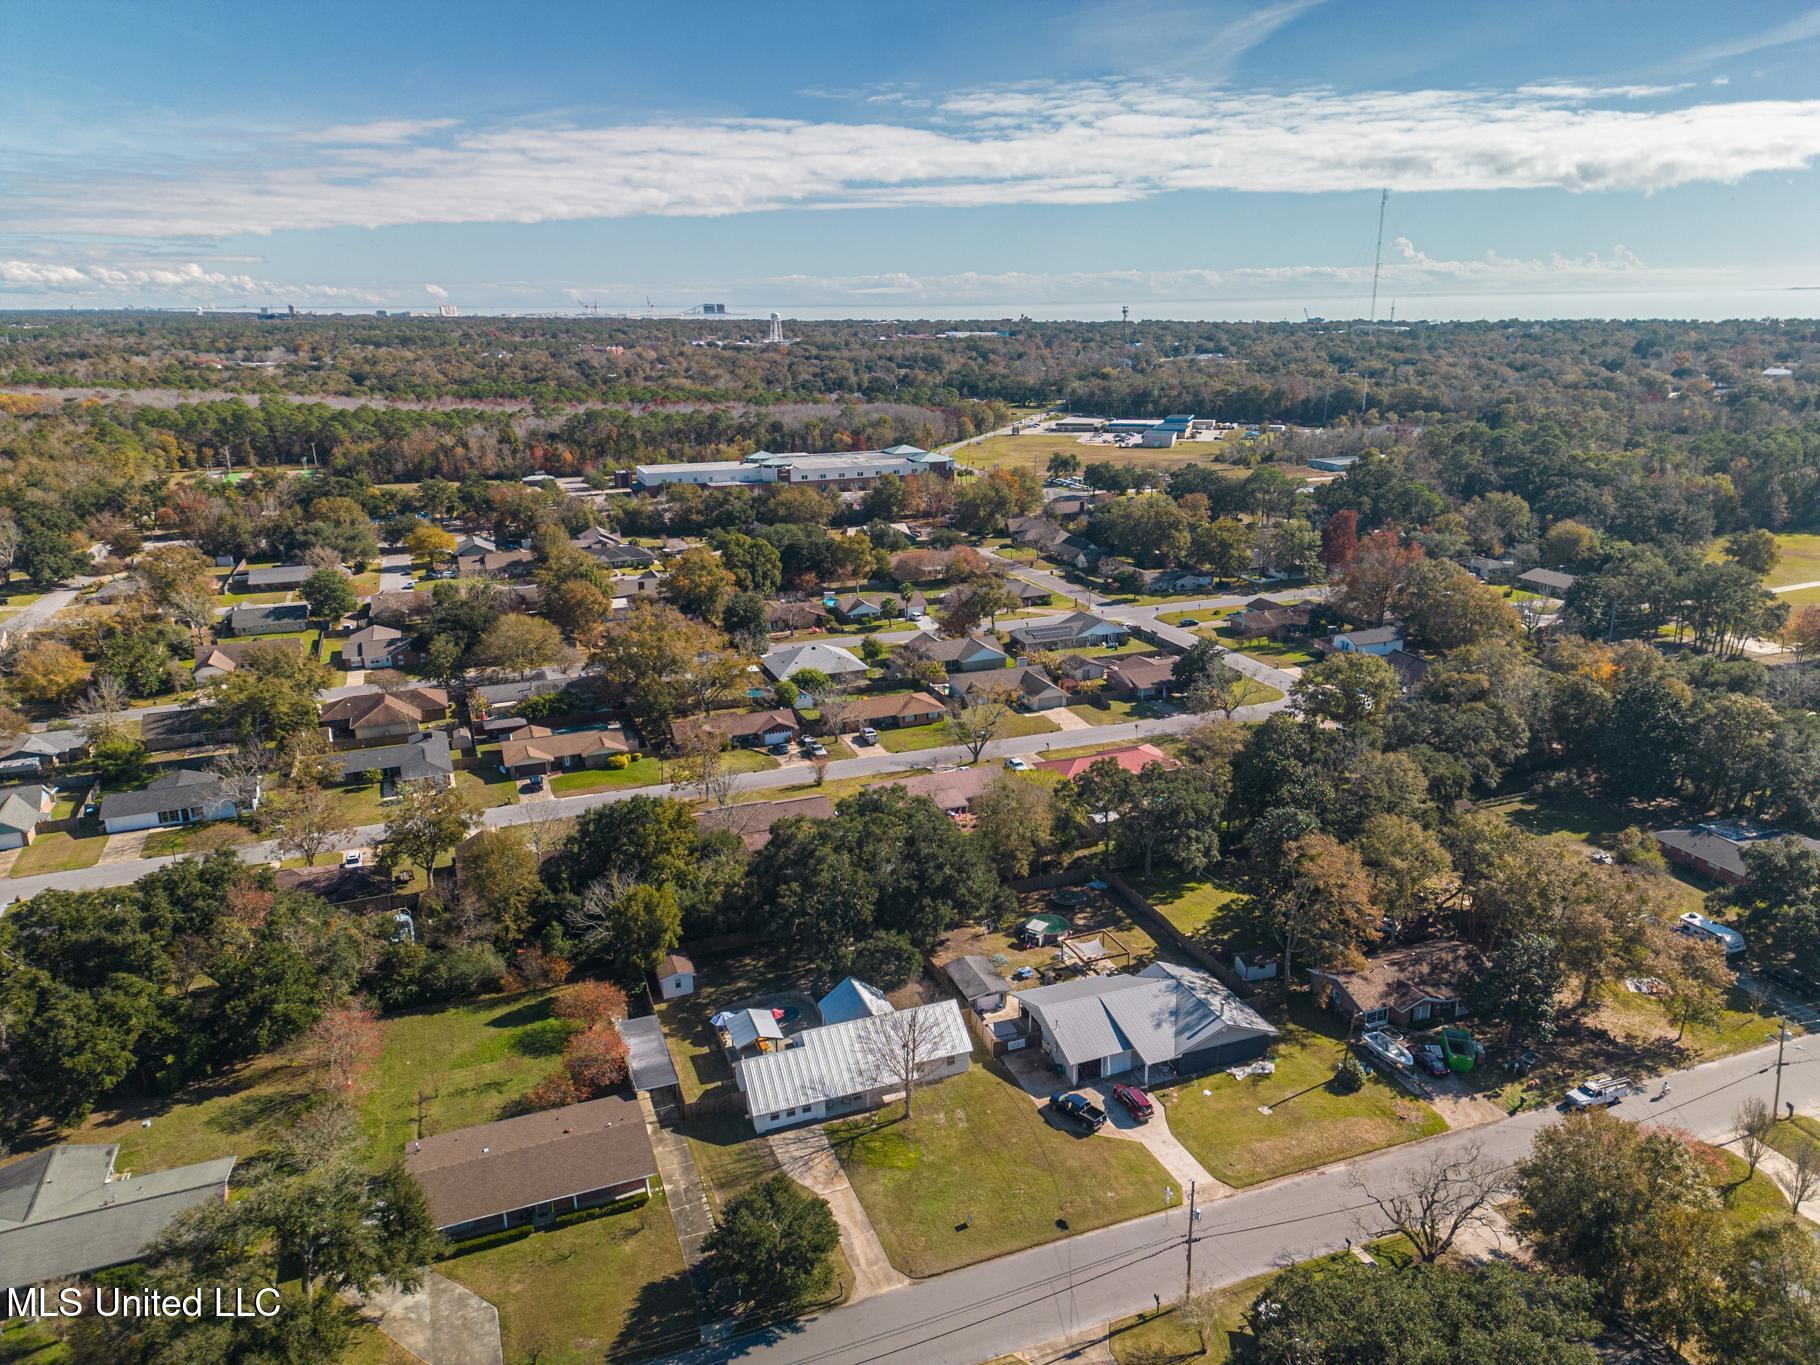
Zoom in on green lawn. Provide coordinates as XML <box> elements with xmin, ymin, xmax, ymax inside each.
<box><xmin>1127</xmin><ymin>870</ymin><xmax>1247</xmax><ymax>944</ymax></box>
<box><xmin>1477</xmin><ymin>790</ymin><xmax>1641</xmax><ymax>849</ymax></box>
<box><xmin>1704</xmin><ymin>1146</ymin><xmax>1795</xmax><ymax>1229</ymax></box>
<box><xmin>139</xmin><ymin>820</ymin><xmax>257</xmax><ymax>857</ymax></box>
<box><xmin>1066</xmin><ymin>697</ymin><xmax>1165</xmax><ymax>726</ymax></box>
<box><xmin>549</xmin><ymin>758</ymin><xmax>666</xmax><ymax>793</ymax></box>
<box><xmin>1711</xmin><ymin>530</ymin><xmax>1820</xmax><ymax>589</ymax></box>
<box><xmin>828</xmin><ymin>1056</ymin><xmax>1175</xmax><ymax>1277</ymax></box>
<box><xmin>1765</xmin><ymin>1116</ymin><xmax>1820</xmax><ymax>1163</ymax></box>
<box><xmin>454</xmin><ymin>766</ymin><xmax>518</xmax><ymax>809</ymax></box>
<box><xmin>438</xmin><ymin>1189</ymin><xmax>697</xmax><ymax>1364</ymax></box>
<box><xmin>878</xmin><ymin>711</ymin><xmax>1059</xmax><ymax>753</ymax></box>
<box><xmin>8</xmin><ymin>831</ymin><xmax>107</xmax><ymax>878</ymax></box>
<box><xmin>62</xmin><ymin>990</ymin><xmax>571</xmax><ymax>1175</ymax></box>
<box><xmin>1155</xmin><ymin>1002</ymin><xmax>1447</xmax><ymax>1188</ymax></box>
<box><xmin>676</xmin><ymin>1110</ymin><xmax>783</xmax><ymax>1214</ymax></box>
<box><xmin>0</xmin><ymin>1317</ymin><xmax>71</xmax><ymax>1364</ymax></box>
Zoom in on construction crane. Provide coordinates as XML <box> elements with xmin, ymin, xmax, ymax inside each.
<box><xmin>1367</xmin><ymin>188</ymin><xmax>1390</xmax><ymax>327</ymax></box>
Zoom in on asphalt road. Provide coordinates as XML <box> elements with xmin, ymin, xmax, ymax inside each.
<box><xmin>670</xmin><ymin>1039</ymin><xmax>1819</xmax><ymax>1365</ymax></box>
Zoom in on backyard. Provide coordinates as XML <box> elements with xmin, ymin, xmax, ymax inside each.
<box><xmin>61</xmin><ymin>990</ymin><xmax>571</xmax><ymax>1174</ymax></box>
<box><xmin>1126</xmin><ymin>870</ymin><xmax>1248</xmax><ymax>945</ymax></box>
<box><xmin>827</xmin><ymin>1056</ymin><xmax>1176</xmax><ymax>1276</ymax></box>
<box><xmin>938</xmin><ymin>883</ymin><xmax>1164</xmax><ymax>978</ymax></box>
<box><xmin>438</xmin><ymin>1189</ymin><xmax>698</xmax><ymax>1365</ymax></box>
<box><xmin>1153</xmin><ymin>1002</ymin><xmax>1447</xmax><ymax>1188</ymax></box>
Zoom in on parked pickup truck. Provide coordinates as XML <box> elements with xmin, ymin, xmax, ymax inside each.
<box><xmin>1049</xmin><ymin>1091</ymin><xmax>1108</xmax><ymax>1133</ymax></box>
<box><xmin>1561</xmin><ymin>1074</ymin><xmax>1633</xmax><ymax>1111</ymax></box>
<box><xmin>1112</xmin><ymin>1082</ymin><xmax>1154</xmax><ymax>1121</ymax></box>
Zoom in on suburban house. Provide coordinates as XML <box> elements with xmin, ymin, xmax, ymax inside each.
<box><xmin>889</xmin><ymin>766</ymin><xmax>996</xmax><ymax>818</ymax></box>
<box><xmin>0</xmin><ymin>730</ymin><xmax>90</xmax><ymax>778</ymax></box>
<box><xmin>139</xmin><ymin>710</ymin><xmax>234</xmax><ymax>753</ymax></box>
<box><xmin>1517</xmin><ymin>567</ymin><xmax>1577</xmax><ymax>597</ymax></box>
<box><xmin>331</xmin><ymin>730</ymin><xmax>455</xmax><ymax>789</ymax></box>
<box><xmin>320</xmin><ymin>687</ymin><xmax>449</xmax><ymax>742</ymax></box>
<box><xmin>403</xmin><ymin>1095</ymin><xmax>656</xmax><ymax>1240</ymax></box>
<box><xmin>655</xmin><ymin>952</ymin><xmax>696</xmax><ymax>1000</ymax></box>
<box><xmin>842</xmin><ymin>691</ymin><xmax>947</xmax><ymax>730</ymax></box>
<box><xmin>817</xmin><ymin>976</ymin><xmax>894</xmax><ymax>1025</ymax></box>
<box><xmin>570</xmin><ymin>527</ymin><xmax>618</xmax><ymax>553</ymax></box>
<box><xmin>1012</xmin><ymin>961</ymin><xmax>1277</xmax><ymax>1085</ymax></box>
<box><xmin>1308</xmin><ymin>940</ymin><xmax>1485</xmax><ymax>1029</ymax></box>
<box><xmin>192</xmin><ymin>636</ymin><xmax>304</xmax><ymax>682</ymax></box>
<box><xmin>229</xmin><ymin>562</ymin><xmax>317</xmax><ymax>593</ymax></box>
<box><xmin>1036</xmin><ymin>742</ymin><xmax>1181</xmax><ymax>780</ymax></box>
<box><xmin>342</xmin><ymin>623</ymin><xmax>417</xmax><ymax>670</ymax></box>
<box><xmin>1146</xmin><ymin>568</ymin><xmax>1215</xmax><ymax>594</ymax></box>
<box><xmin>224</xmin><ymin>602</ymin><xmax>311</xmax><ymax>635</ymax></box>
<box><xmin>99</xmin><ymin>769</ymin><xmax>257</xmax><ymax>835</ymax></box>
<box><xmin>589</xmin><ymin>541</ymin><xmax>660</xmax><ymax>569</ymax></box>
<box><xmin>945</xmin><ymin>955</ymin><xmax>1012</xmax><ymax>1014</ymax></box>
<box><xmin>829</xmin><ymin>593</ymin><xmax>887</xmax><ymax>625</ymax></box>
<box><xmin>1056</xmin><ymin>654</ymin><xmax>1108</xmax><ymax>683</ymax></box>
<box><xmin>457</xmin><ymin>548</ymin><xmax>536</xmax><ymax>579</ymax></box>
<box><xmin>1383</xmin><ymin>648</ymin><xmax>1432</xmax><ymax>692</ymax></box>
<box><xmin>453</xmin><ymin>533</ymin><xmax>497</xmax><ymax>557</ymax></box>
<box><xmin>1105</xmin><ymin>654</ymin><xmax>1178</xmax><ymax>700</ymax></box>
<box><xmin>737</xmin><ymin>998</ymin><xmax>970</xmax><ymax>1134</ymax></box>
<box><xmin>672</xmin><ymin>708</ymin><xmax>800</xmax><ymax>751</ymax></box>
<box><xmin>0</xmin><ymin>783</ymin><xmax>55</xmax><ymax>851</ymax></box>
<box><xmin>760</xmin><ymin>642</ymin><xmax>869</xmax><ymax>685</ymax></box>
<box><xmin>1464</xmin><ymin>556</ymin><xmax>1516</xmax><ymax>583</ymax></box>
<box><xmin>951</xmin><ymin>665</ymin><xmax>1067</xmax><ymax>710</ymax></box>
<box><xmin>368</xmin><ymin>589</ymin><xmax>437</xmax><ymax>628</ymax></box>
<box><xmin>1004</xmin><ymin>577</ymin><xmax>1055</xmax><ymax>606</ymax></box>
<box><xmin>497</xmin><ymin>724</ymin><xmax>633</xmax><ymax>777</ymax></box>
<box><xmin>891</xmin><ymin>633</ymin><xmax>1010</xmax><ymax>675</ymax></box>
<box><xmin>1006</xmin><ymin>515</ymin><xmax>1102</xmax><ymax>569</ymax></box>
<box><xmin>694</xmin><ymin>794</ymin><xmax>836</xmax><ymax>850</ymax></box>
<box><xmin>767</xmin><ymin>600</ymin><xmax>830</xmax><ymax>633</ymax></box>
<box><xmin>1318</xmin><ymin>624</ymin><xmax>1406</xmax><ymax>656</ymax></box>
<box><xmin>1008</xmin><ymin>612</ymin><xmax>1129</xmax><ymax>653</ymax></box>
<box><xmin>272</xmin><ymin>864</ymin><xmax>401</xmax><ymax>912</ymax></box>
<box><xmin>0</xmin><ymin>1144</ymin><xmax>235</xmax><ymax>1289</ymax></box>
<box><xmin>1652</xmin><ymin>821</ymin><xmax>1820</xmax><ymax>886</ymax></box>
<box><xmin>1231</xmin><ymin>601</ymin><xmax>1314</xmax><ymax>640</ymax></box>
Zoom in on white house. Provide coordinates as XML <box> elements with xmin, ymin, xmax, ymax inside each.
<box><xmin>655</xmin><ymin>952</ymin><xmax>696</xmax><ymax>1000</ymax></box>
<box><xmin>0</xmin><ymin>783</ymin><xmax>54</xmax><ymax>851</ymax></box>
<box><xmin>98</xmin><ymin>769</ymin><xmax>257</xmax><ymax>835</ymax></box>
<box><xmin>738</xmin><ymin>999</ymin><xmax>970</xmax><ymax>1134</ymax></box>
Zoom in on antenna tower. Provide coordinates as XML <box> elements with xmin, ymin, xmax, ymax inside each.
<box><xmin>1121</xmin><ymin>304</ymin><xmax>1130</xmax><ymax>324</ymax></box>
<box><xmin>1367</xmin><ymin>188</ymin><xmax>1390</xmax><ymax>327</ymax></box>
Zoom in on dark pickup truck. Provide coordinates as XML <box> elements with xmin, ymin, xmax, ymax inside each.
<box><xmin>1049</xmin><ymin>1091</ymin><xmax>1108</xmax><ymax>1133</ymax></box>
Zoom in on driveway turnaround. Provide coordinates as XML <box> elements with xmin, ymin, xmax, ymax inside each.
<box><xmin>353</xmin><ymin>1271</ymin><xmax>503</xmax><ymax>1365</ymax></box>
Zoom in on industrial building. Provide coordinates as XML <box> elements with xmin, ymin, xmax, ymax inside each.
<box><xmin>629</xmin><ymin>446</ymin><xmax>952</xmax><ymax>491</ymax></box>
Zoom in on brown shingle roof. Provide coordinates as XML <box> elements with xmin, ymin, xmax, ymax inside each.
<box><xmin>498</xmin><ymin>725</ymin><xmax>631</xmax><ymax>769</ymax></box>
<box><xmin>319</xmin><ymin>687</ymin><xmax>448</xmax><ymax>730</ymax></box>
<box><xmin>672</xmin><ymin>708</ymin><xmax>799</xmax><ymax>746</ymax></box>
<box><xmin>1315</xmin><ymin>940</ymin><xmax>1483</xmax><ymax>1014</ymax></box>
<box><xmin>845</xmin><ymin>691</ymin><xmax>946</xmax><ymax>723</ymax></box>
<box><xmin>403</xmin><ymin>1094</ymin><xmax>655</xmax><ymax>1229</ymax></box>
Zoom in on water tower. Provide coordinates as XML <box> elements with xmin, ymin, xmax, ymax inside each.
<box><xmin>766</xmin><ymin>312</ymin><xmax>784</xmax><ymax>343</ymax></box>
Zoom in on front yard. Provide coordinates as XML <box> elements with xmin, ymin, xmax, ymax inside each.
<box><xmin>546</xmin><ymin>748</ymin><xmax>776</xmax><ymax>797</ymax></box>
<box><xmin>1153</xmin><ymin>1002</ymin><xmax>1446</xmax><ymax>1188</ymax></box>
<box><xmin>877</xmin><ymin>711</ymin><xmax>1059</xmax><ymax>753</ymax></box>
<box><xmin>7</xmin><ymin>831</ymin><xmax>107</xmax><ymax>878</ymax></box>
<box><xmin>827</xmin><ymin>1057</ymin><xmax>1176</xmax><ymax>1276</ymax></box>
<box><xmin>438</xmin><ymin>1189</ymin><xmax>698</xmax><ymax>1364</ymax></box>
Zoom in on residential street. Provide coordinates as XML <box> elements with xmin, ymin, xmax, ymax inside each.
<box><xmin>669</xmin><ymin>1040</ymin><xmax>1820</xmax><ymax>1365</ymax></box>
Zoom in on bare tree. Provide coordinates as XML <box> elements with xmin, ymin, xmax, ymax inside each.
<box><xmin>563</xmin><ymin>870</ymin><xmax>640</xmax><ymax>955</ymax></box>
<box><xmin>167</xmin><ymin>586</ymin><xmax>219</xmax><ymax>646</ymax></box>
<box><xmin>946</xmin><ymin>693</ymin><xmax>1013</xmax><ymax>763</ymax></box>
<box><xmin>263</xmin><ymin>781</ymin><xmax>354</xmax><ymax>866</ymax></box>
<box><xmin>1776</xmin><ymin>1137</ymin><xmax>1820</xmax><ymax>1211</ymax></box>
<box><xmin>365</xmin><ymin>668</ymin><xmax>413</xmax><ymax>694</ymax></box>
<box><xmin>210</xmin><ymin>741</ymin><xmax>270</xmax><ymax>813</ymax></box>
<box><xmin>675</xmin><ymin>729</ymin><xmax>736</xmax><ymax>809</ymax></box>
<box><xmin>1178</xmin><ymin>1287</ymin><xmax>1227</xmax><ymax>1355</ymax></box>
<box><xmin>518</xmin><ymin>797</ymin><xmax>565</xmax><ymax>862</ymax></box>
<box><xmin>857</xmin><ymin>1007</ymin><xmax>955</xmax><ymax>1120</ymax></box>
<box><xmin>816</xmin><ymin>682</ymin><xmax>863</xmax><ymax>742</ymax></box>
<box><xmin>1352</xmin><ymin>1144</ymin><xmax>1508</xmax><ymax>1263</ymax></box>
<box><xmin>810</xmin><ymin>755</ymin><xmax>831</xmax><ymax>788</ymax></box>
<box><xmin>1736</xmin><ymin>1097</ymin><xmax>1774</xmax><ymax>1177</ymax></box>
<box><xmin>69</xmin><ymin>675</ymin><xmax>129</xmax><ymax>730</ymax></box>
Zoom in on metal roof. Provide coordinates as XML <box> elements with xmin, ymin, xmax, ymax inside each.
<box><xmin>725</xmin><ymin>1008</ymin><xmax>785</xmax><ymax>1049</ymax></box>
<box><xmin>817</xmin><ymin>977</ymin><xmax>893</xmax><ymax>1025</ymax></box>
<box><xmin>738</xmin><ymin>1000</ymin><xmax>969</xmax><ymax>1116</ymax></box>
<box><xmin>616</xmin><ymin>1015</ymin><xmax>681</xmax><ymax>1092</ymax></box>
<box><xmin>1015</xmin><ymin>962</ymin><xmax>1275</xmax><ymax>1068</ymax></box>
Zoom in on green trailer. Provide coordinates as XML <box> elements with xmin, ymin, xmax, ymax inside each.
<box><xmin>1439</xmin><ymin>1027</ymin><xmax>1482</xmax><ymax>1073</ymax></box>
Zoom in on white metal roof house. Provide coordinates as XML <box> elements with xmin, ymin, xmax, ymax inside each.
<box><xmin>817</xmin><ymin>977</ymin><xmax>893</xmax><ymax>1025</ymax></box>
<box><xmin>1013</xmin><ymin>962</ymin><xmax>1276</xmax><ymax>1085</ymax></box>
<box><xmin>738</xmin><ymin>1000</ymin><xmax>970</xmax><ymax>1134</ymax></box>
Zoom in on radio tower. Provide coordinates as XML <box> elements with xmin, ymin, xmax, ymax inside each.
<box><xmin>766</xmin><ymin>312</ymin><xmax>784</xmax><ymax>343</ymax></box>
<box><xmin>1367</xmin><ymin>188</ymin><xmax>1390</xmax><ymax>327</ymax></box>
<box><xmin>1121</xmin><ymin>304</ymin><xmax>1130</xmax><ymax>325</ymax></box>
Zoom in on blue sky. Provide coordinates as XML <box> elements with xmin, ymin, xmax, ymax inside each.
<box><xmin>5</xmin><ymin>1</ymin><xmax>1820</xmax><ymax>318</ymax></box>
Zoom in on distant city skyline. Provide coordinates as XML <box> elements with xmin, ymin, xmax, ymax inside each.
<box><xmin>6</xmin><ymin>1</ymin><xmax>1820</xmax><ymax>318</ymax></box>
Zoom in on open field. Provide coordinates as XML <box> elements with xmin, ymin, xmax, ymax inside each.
<box><xmin>1707</xmin><ymin>530</ymin><xmax>1820</xmax><ymax>589</ymax></box>
<box><xmin>878</xmin><ymin>710</ymin><xmax>1059</xmax><ymax>753</ymax></box>
<box><xmin>58</xmin><ymin>990</ymin><xmax>568</xmax><ymax>1175</ymax></box>
<box><xmin>1155</xmin><ymin>1002</ymin><xmax>1447</xmax><ymax>1188</ymax></box>
<box><xmin>439</xmin><ymin>1189</ymin><xmax>698</xmax><ymax>1364</ymax></box>
<box><xmin>828</xmin><ymin>1056</ymin><xmax>1175</xmax><ymax>1277</ymax></box>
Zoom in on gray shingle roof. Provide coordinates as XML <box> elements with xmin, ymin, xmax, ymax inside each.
<box><xmin>332</xmin><ymin>730</ymin><xmax>453</xmax><ymax>784</ymax></box>
<box><xmin>98</xmin><ymin>768</ymin><xmax>232</xmax><ymax>822</ymax></box>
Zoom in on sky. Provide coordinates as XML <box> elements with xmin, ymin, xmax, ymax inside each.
<box><xmin>5</xmin><ymin>0</ymin><xmax>1820</xmax><ymax>320</ymax></box>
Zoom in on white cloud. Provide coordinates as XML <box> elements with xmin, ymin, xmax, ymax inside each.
<box><xmin>1680</xmin><ymin>8</ymin><xmax>1820</xmax><ymax>67</ymax></box>
<box><xmin>424</xmin><ymin>283</ymin><xmax>449</xmax><ymax>298</ymax></box>
<box><xmin>297</xmin><ymin>118</ymin><xmax>460</xmax><ymax>144</ymax></box>
<box><xmin>0</xmin><ymin>257</ymin><xmax>383</xmax><ymax>304</ymax></box>
<box><xmin>8</xmin><ymin>79</ymin><xmax>1820</xmax><ymax>240</ymax></box>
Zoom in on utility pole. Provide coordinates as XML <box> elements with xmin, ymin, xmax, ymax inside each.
<box><xmin>1772</xmin><ymin>1018</ymin><xmax>1790</xmax><ymax>1119</ymax></box>
<box><xmin>1184</xmin><ymin>1179</ymin><xmax>1198</xmax><ymax>1299</ymax></box>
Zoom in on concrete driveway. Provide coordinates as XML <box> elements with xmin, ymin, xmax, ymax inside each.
<box><xmin>352</xmin><ymin>1270</ymin><xmax>503</xmax><ymax>1365</ymax></box>
<box><xmin>769</xmin><ymin>1125</ymin><xmax>909</xmax><ymax>1301</ymax></box>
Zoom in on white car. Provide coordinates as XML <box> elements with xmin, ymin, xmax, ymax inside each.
<box><xmin>1003</xmin><ymin>756</ymin><xmax>1034</xmax><ymax>772</ymax></box>
<box><xmin>342</xmin><ymin>849</ymin><xmax>363</xmax><ymax>867</ymax></box>
<box><xmin>1561</xmin><ymin>1074</ymin><xmax>1633</xmax><ymax>1110</ymax></box>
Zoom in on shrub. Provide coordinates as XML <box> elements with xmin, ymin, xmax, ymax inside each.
<box><xmin>551</xmin><ymin>980</ymin><xmax>629</xmax><ymax>1026</ymax></box>
<box><xmin>1331</xmin><ymin>1056</ymin><xmax>1367</xmax><ymax>1094</ymax></box>
<box><xmin>606</xmin><ymin>752</ymin><xmax>631</xmax><ymax>770</ymax></box>
<box><xmin>561</xmin><ymin>1025</ymin><xmax>629</xmax><ymax>1096</ymax></box>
